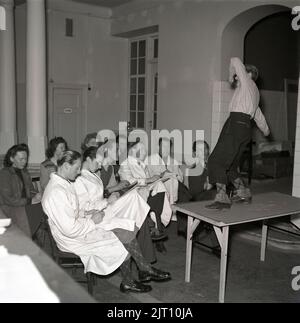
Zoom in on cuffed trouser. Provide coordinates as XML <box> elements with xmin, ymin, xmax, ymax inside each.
<box><xmin>208</xmin><ymin>112</ymin><xmax>252</xmax><ymax>185</ymax></box>
<box><xmin>136</xmin><ymin>219</ymin><xmax>156</xmax><ymax>263</ymax></box>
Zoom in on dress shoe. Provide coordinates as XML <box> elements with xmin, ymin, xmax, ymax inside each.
<box><xmin>205</xmin><ymin>201</ymin><xmax>231</xmax><ymax>210</ymax></box>
<box><xmin>120</xmin><ymin>280</ymin><xmax>152</xmax><ymax>293</ymax></box>
<box><xmin>139</xmin><ymin>267</ymin><xmax>171</xmax><ymax>283</ymax></box>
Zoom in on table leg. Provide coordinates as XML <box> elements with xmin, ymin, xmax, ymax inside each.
<box><xmin>219</xmin><ymin>226</ymin><xmax>229</xmax><ymax>303</ymax></box>
<box><xmin>260</xmin><ymin>222</ymin><xmax>268</xmax><ymax>262</ymax></box>
<box><xmin>185</xmin><ymin>216</ymin><xmax>200</xmax><ymax>282</ymax></box>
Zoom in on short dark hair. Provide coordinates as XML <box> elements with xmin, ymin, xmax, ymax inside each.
<box><xmin>57</xmin><ymin>150</ymin><xmax>81</xmax><ymax>167</ymax></box>
<box><xmin>46</xmin><ymin>137</ymin><xmax>68</xmax><ymax>159</ymax></box>
<box><xmin>81</xmin><ymin>132</ymin><xmax>98</xmax><ymax>152</ymax></box>
<box><xmin>3</xmin><ymin>144</ymin><xmax>29</xmax><ymax>167</ymax></box>
<box><xmin>245</xmin><ymin>64</ymin><xmax>259</xmax><ymax>82</ymax></box>
<box><xmin>82</xmin><ymin>146</ymin><xmax>98</xmax><ymax>162</ymax></box>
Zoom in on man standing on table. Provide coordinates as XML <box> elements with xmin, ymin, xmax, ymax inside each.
<box><xmin>206</xmin><ymin>57</ymin><xmax>270</xmax><ymax>210</ymax></box>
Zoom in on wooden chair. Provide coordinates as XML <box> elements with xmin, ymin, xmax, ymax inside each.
<box><xmin>45</xmin><ymin>220</ymin><xmax>96</xmax><ymax>295</ymax></box>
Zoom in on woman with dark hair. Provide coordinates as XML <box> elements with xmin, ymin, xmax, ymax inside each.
<box><xmin>42</xmin><ymin>150</ymin><xmax>171</xmax><ymax>293</ymax></box>
<box><xmin>40</xmin><ymin>137</ymin><xmax>68</xmax><ymax>193</ymax></box>
<box><xmin>0</xmin><ymin>144</ymin><xmax>41</xmax><ymax>236</ymax></box>
<box><xmin>81</xmin><ymin>132</ymin><xmax>98</xmax><ymax>152</ymax></box>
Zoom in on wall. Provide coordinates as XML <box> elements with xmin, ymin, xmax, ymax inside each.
<box><xmin>15</xmin><ymin>5</ymin><xmax>26</xmax><ymax>143</ymax></box>
<box><xmin>48</xmin><ymin>3</ymin><xmax>128</xmax><ymax>135</ymax></box>
<box><xmin>15</xmin><ymin>0</ymin><xmax>128</xmax><ymax>146</ymax></box>
<box><xmin>111</xmin><ymin>0</ymin><xmax>298</xmax><ymax>146</ymax></box>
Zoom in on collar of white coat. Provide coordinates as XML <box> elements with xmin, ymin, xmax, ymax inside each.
<box><xmin>80</xmin><ymin>169</ymin><xmax>102</xmax><ymax>183</ymax></box>
<box><xmin>50</xmin><ymin>172</ymin><xmax>72</xmax><ymax>186</ymax></box>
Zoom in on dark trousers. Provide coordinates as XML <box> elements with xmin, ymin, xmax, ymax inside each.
<box><xmin>208</xmin><ymin>112</ymin><xmax>252</xmax><ymax>185</ymax></box>
<box><xmin>147</xmin><ymin>192</ymin><xmax>165</xmax><ymax>232</ymax></box>
<box><xmin>176</xmin><ymin>182</ymin><xmax>192</xmax><ymax>232</ymax></box>
<box><xmin>136</xmin><ymin>192</ymin><xmax>166</xmax><ymax>263</ymax></box>
<box><xmin>136</xmin><ymin>219</ymin><xmax>156</xmax><ymax>263</ymax></box>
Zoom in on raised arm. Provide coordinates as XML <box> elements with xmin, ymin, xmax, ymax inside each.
<box><xmin>229</xmin><ymin>57</ymin><xmax>249</xmax><ymax>87</ymax></box>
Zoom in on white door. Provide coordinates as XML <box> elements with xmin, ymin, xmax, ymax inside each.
<box><xmin>49</xmin><ymin>85</ymin><xmax>87</xmax><ymax>151</ymax></box>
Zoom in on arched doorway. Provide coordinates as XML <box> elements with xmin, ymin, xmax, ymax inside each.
<box><xmin>212</xmin><ymin>5</ymin><xmax>292</xmax><ymax>151</ymax></box>
<box><xmin>215</xmin><ymin>4</ymin><xmax>300</xmax><ymax>239</ymax></box>
<box><xmin>244</xmin><ymin>11</ymin><xmax>299</xmax><ymax>184</ymax></box>
<box><xmin>215</xmin><ymin>5</ymin><xmax>297</xmax><ymax>184</ymax></box>
<box><xmin>0</xmin><ymin>5</ymin><xmax>5</xmax><ymax>31</ymax></box>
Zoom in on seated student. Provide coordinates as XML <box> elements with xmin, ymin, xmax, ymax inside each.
<box><xmin>0</xmin><ymin>144</ymin><xmax>42</xmax><ymax>236</ymax></box>
<box><xmin>177</xmin><ymin>140</ymin><xmax>214</xmax><ymax>236</ymax></box>
<box><xmin>145</xmin><ymin>138</ymin><xmax>184</xmax><ymax>205</ymax></box>
<box><xmin>74</xmin><ymin>146</ymin><xmax>150</xmax><ymax>240</ymax></box>
<box><xmin>119</xmin><ymin>140</ymin><xmax>172</xmax><ymax>241</ymax></box>
<box><xmin>81</xmin><ymin>132</ymin><xmax>98</xmax><ymax>152</ymax></box>
<box><xmin>98</xmin><ymin>141</ymin><xmax>157</xmax><ymax>263</ymax></box>
<box><xmin>40</xmin><ymin>137</ymin><xmax>68</xmax><ymax>193</ymax></box>
<box><xmin>186</xmin><ymin>140</ymin><xmax>214</xmax><ymax>201</ymax></box>
<box><xmin>42</xmin><ymin>150</ymin><xmax>171</xmax><ymax>293</ymax></box>
<box><xmin>97</xmin><ymin>140</ymin><xmax>130</xmax><ymax>196</ymax></box>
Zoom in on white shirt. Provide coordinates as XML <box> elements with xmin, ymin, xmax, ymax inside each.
<box><xmin>229</xmin><ymin>57</ymin><xmax>270</xmax><ymax>136</ymax></box>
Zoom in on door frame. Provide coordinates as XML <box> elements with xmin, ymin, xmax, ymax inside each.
<box><xmin>284</xmin><ymin>78</ymin><xmax>299</xmax><ymax>144</ymax></box>
<box><xmin>127</xmin><ymin>34</ymin><xmax>158</xmax><ymax>136</ymax></box>
<box><xmin>48</xmin><ymin>83</ymin><xmax>88</xmax><ymax>142</ymax></box>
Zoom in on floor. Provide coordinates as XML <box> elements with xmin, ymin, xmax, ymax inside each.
<box><xmin>68</xmin><ymin>176</ymin><xmax>300</xmax><ymax>303</ymax></box>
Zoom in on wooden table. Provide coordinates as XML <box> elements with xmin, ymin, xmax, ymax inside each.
<box><xmin>0</xmin><ymin>215</ymin><xmax>96</xmax><ymax>303</ymax></box>
<box><xmin>173</xmin><ymin>192</ymin><xmax>300</xmax><ymax>303</ymax></box>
